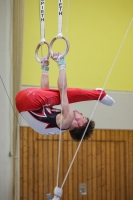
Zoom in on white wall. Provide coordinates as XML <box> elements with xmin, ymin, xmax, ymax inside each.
<box><xmin>0</xmin><ymin>1</ymin><xmax>13</xmax><ymax>200</ymax></box>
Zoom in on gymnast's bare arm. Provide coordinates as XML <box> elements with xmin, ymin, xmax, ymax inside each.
<box><xmin>56</xmin><ymin>68</ymin><xmax>74</xmax><ymax>129</ymax></box>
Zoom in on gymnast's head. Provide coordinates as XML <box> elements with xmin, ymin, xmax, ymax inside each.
<box><xmin>69</xmin><ymin>110</ymin><xmax>95</xmax><ymax>141</ymax></box>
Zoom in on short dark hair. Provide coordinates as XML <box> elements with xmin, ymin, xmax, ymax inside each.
<box><xmin>69</xmin><ymin>119</ymin><xmax>95</xmax><ymax>141</ymax></box>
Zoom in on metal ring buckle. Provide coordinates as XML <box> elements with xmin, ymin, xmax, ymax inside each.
<box><xmin>35</xmin><ymin>40</ymin><xmax>50</xmax><ymax>63</ymax></box>
<box><xmin>49</xmin><ymin>36</ymin><xmax>70</xmax><ymax>59</ymax></box>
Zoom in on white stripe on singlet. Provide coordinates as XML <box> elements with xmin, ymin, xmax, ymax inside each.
<box><xmin>21</xmin><ymin>111</ymin><xmax>65</xmax><ymax>135</ymax></box>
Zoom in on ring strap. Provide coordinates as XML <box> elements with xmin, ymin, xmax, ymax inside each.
<box><xmin>35</xmin><ymin>0</ymin><xmax>50</xmax><ymax>63</ymax></box>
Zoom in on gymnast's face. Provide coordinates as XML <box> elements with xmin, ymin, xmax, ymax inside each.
<box><xmin>73</xmin><ymin>110</ymin><xmax>88</xmax><ymax>127</ymax></box>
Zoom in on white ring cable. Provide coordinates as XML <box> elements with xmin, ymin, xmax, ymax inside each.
<box><xmin>61</xmin><ymin>17</ymin><xmax>133</xmax><ymax>189</ymax></box>
<box><xmin>40</xmin><ymin>0</ymin><xmax>45</xmax><ymax>40</ymax></box>
<box><xmin>57</xmin><ymin>79</ymin><xmax>64</xmax><ymax>187</ymax></box>
<box><xmin>58</xmin><ymin>0</ymin><xmax>63</xmax><ymax>36</ymax></box>
<box><xmin>56</xmin><ymin>0</ymin><xmax>64</xmax><ymax>187</ymax></box>
<box><xmin>56</xmin><ymin>0</ymin><xmax>70</xmax><ymax>188</ymax></box>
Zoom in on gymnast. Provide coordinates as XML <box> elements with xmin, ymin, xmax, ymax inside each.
<box><xmin>15</xmin><ymin>53</ymin><xmax>115</xmax><ymax>141</ymax></box>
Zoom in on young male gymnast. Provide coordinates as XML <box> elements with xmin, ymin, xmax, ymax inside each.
<box><xmin>16</xmin><ymin>53</ymin><xmax>115</xmax><ymax>141</ymax></box>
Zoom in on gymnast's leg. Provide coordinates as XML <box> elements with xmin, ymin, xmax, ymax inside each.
<box><xmin>66</xmin><ymin>88</ymin><xmax>115</xmax><ymax>106</ymax></box>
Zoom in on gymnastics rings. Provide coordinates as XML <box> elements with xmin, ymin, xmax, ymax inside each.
<box><xmin>50</xmin><ymin>34</ymin><xmax>70</xmax><ymax>60</ymax></box>
<box><xmin>35</xmin><ymin>39</ymin><xmax>51</xmax><ymax>63</ymax></box>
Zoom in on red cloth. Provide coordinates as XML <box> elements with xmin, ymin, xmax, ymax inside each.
<box><xmin>15</xmin><ymin>88</ymin><xmax>106</xmax><ymax>112</ymax></box>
